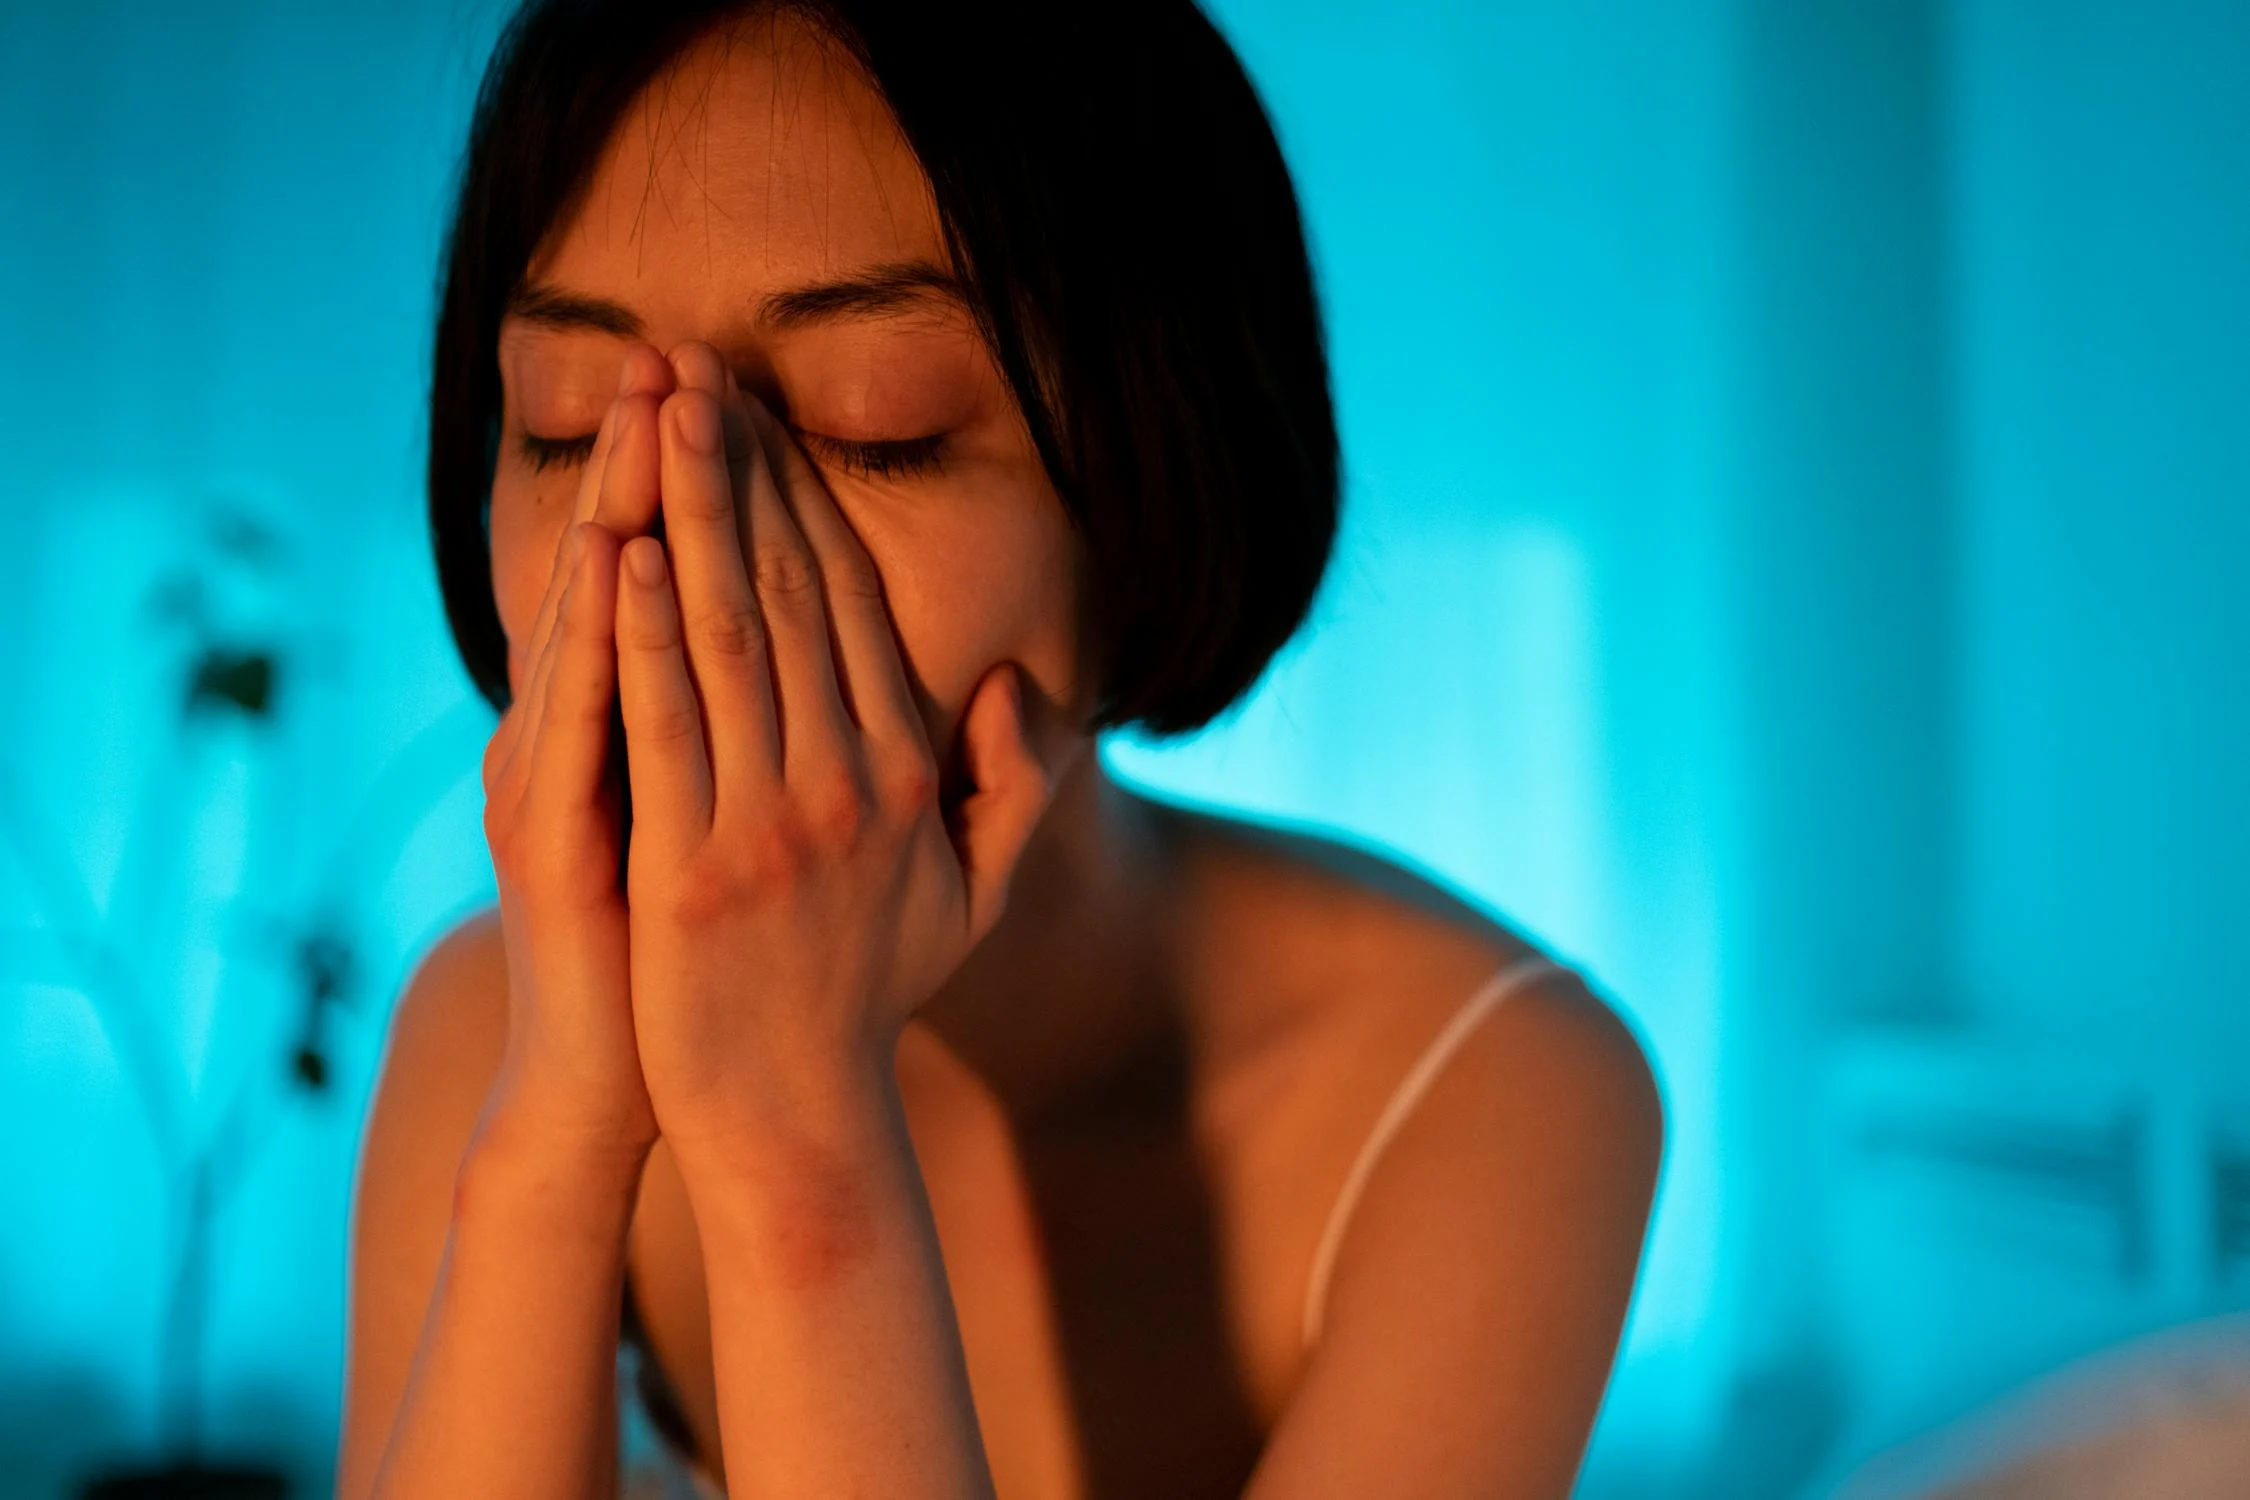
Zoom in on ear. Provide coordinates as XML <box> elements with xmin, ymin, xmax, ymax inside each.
<box><xmin>937</xmin><ymin>662</ymin><xmax>1072</xmax><ymax>825</ymax></box>
<box><xmin>948</xmin><ymin>663</ymin><xmax>1062</xmax><ymax>940</ymax></box>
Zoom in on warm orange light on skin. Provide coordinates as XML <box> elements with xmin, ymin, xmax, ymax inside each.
<box><xmin>486</xmin><ymin>16</ymin><xmax>1088</xmax><ymax>778</ymax></box>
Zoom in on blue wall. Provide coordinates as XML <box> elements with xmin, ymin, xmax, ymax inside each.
<box><xmin>2</xmin><ymin>1</ymin><xmax>2243</xmax><ymax>1496</ymax></box>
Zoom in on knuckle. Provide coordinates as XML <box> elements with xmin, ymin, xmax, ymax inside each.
<box><xmin>877</xmin><ymin>750</ymin><xmax>939</xmax><ymax>819</ymax></box>
<box><xmin>621</xmin><ymin>597</ymin><xmax>680</xmax><ymax>653</ymax></box>
<box><xmin>623</xmin><ymin>614</ymin><xmax>675</xmax><ymax>654</ymax></box>
<box><xmin>676</xmin><ymin>474</ymin><xmax>731</xmax><ymax>520</ymax></box>
<box><xmin>480</xmin><ymin>725</ymin><xmax>513</xmax><ymax>795</ymax></box>
<box><xmin>485</xmin><ymin>816</ymin><xmax>581</xmax><ymax>910</ymax></box>
<box><xmin>481</xmin><ymin>805</ymin><xmax>515</xmax><ymax>871</ymax></box>
<box><xmin>742</xmin><ymin>808</ymin><xmax>818</xmax><ymax>885</ymax></box>
<box><xmin>826</xmin><ymin>546</ymin><xmax>886</xmax><ymax>602</ymax></box>
<box><xmin>542</xmin><ymin>846</ymin><xmax>621</xmax><ymax>916</ymax></box>
<box><xmin>641</xmin><ymin>700</ymin><xmax>703</xmax><ymax>749</ymax></box>
<box><xmin>803</xmin><ymin>767</ymin><xmax>870</xmax><ymax>847</ymax></box>
<box><xmin>753</xmin><ymin>543</ymin><xmax>820</xmax><ymax>601</ymax></box>
<box><xmin>665</xmin><ymin>855</ymin><xmax>739</xmax><ymax>930</ymax></box>
<box><xmin>687</xmin><ymin>602</ymin><xmax>764</xmax><ymax>659</ymax></box>
<box><xmin>560</xmin><ymin>596</ymin><xmax>605</xmax><ymax>646</ymax></box>
<box><xmin>549</xmin><ymin>685</ymin><xmax>609</xmax><ymax>735</ymax></box>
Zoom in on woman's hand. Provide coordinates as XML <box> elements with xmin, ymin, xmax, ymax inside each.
<box><xmin>611</xmin><ymin>340</ymin><xmax>1057</xmax><ymax>1157</ymax></box>
<box><xmin>476</xmin><ymin>350</ymin><xmax>678</xmax><ymax>1165</ymax></box>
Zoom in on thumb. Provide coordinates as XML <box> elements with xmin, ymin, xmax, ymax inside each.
<box><xmin>950</xmin><ymin>663</ymin><xmax>1056</xmax><ymax>941</ymax></box>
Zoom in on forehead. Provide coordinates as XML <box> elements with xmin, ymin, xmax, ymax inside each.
<box><xmin>527</xmin><ymin>12</ymin><xmax>948</xmax><ymax>334</ymax></box>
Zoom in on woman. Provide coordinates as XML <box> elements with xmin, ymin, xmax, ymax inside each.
<box><xmin>337</xmin><ymin>2</ymin><xmax>1663</xmax><ymax>1496</ymax></box>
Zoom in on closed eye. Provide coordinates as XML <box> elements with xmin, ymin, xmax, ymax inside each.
<box><xmin>517</xmin><ymin>430</ymin><xmax>597</xmax><ymax>474</ymax></box>
<box><xmin>797</xmin><ymin>430</ymin><xmax>946</xmax><ymax>481</ymax></box>
<box><xmin>514</xmin><ymin>427</ymin><xmax>946</xmax><ymax>482</ymax></box>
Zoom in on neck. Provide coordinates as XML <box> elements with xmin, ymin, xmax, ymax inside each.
<box><xmin>909</xmin><ymin>743</ymin><xmax>1177</xmax><ymax>1128</ymax></box>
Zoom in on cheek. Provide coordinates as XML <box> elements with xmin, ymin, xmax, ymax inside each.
<box><xmin>857</xmin><ymin>496</ymin><xmax>1084</xmax><ymax>746</ymax></box>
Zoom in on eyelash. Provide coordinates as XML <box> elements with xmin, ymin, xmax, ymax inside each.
<box><xmin>515</xmin><ymin>428</ymin><xmax>946</xmax><ymax>481</ymax></box>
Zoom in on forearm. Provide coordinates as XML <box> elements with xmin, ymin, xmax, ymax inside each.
<box><xmin>369</xmin><ymin>1105</ymin><xmax>647</xmax><ymax>1500</ymax></box>
<box><xmin>673</xmin><ymin>1060</ymin><xmax>995</xmax><ymax>1500</ymax></box>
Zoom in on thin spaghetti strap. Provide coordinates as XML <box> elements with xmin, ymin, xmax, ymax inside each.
<box><xmin>1299</xmin><ymin>952</ymin><xmax>1571</xmax><ymax>1351</ymax></box>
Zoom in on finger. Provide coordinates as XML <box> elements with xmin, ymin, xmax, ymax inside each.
<box><xmin>497</xmin><ymin>504</ymin><xmax>603</xmax><ymax>791</ymax></box>
<box><xmin>506</xmin><ymin>350</ymin><xmax>649</xmax><ymax>732</ymax></box>
<box><xmin>665</xmin><ymin>340</ymin><xmax>730</xmax><ymax>406</ymax></box>
<box><xmin>740</xmin><ymin>398</ymin><xmax>932</xmax><ymax>765</ymax></box>
<box><xmin>615</xmin><ymin>533</ymin><xmax>714</xmax><ymax>840</ymax></box>
<box><xmin>591</xmin><ymin>344</ymin><xmax>674</xmax><ymax>537</ymax></box>
<box><xmin>657</xmin><ymin>384</ymin><xmax>781</xmax><ymax>790</ymax></box>
<box><xmin>525</xmin><ymin>521</ymin><xmax>625</xmax><ymax>828</ymax></box>
<box><xmin>530</xmin><ymin>367</ymin><xmax>636</xmax><ymax>663</ymax></box>
<box><xmin>503</xmin><ymin>390</ymin><xmax>621</xmax><ymax>721</ymax></box>
<box><xmin>666</xmin><ymin>339</ymin><xmax>758</xmax><ymax>474</ymax></box>
<box><xmin>949</xmin><ymin>664</ymin><xmax>1056</xmax><ymax>943</ymax></box>
<box><xmin>505</xmin><ymin>346</ymin><xmax>671</xmax><ymax>783</ymax></box>
<box><xmin>731</xmin><ymin>385</ymin><xmax>860</xmax><ymax>783</ymax></box>
<box><xmin>618</xmin><ymin>339</ymin><xmax>676</xmax><ymax>407</ymax></box>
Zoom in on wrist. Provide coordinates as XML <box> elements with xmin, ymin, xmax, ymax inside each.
<box><xmin>476</xmin><ymin>1055</ymin><xmax>659</xmax><ymax>1158</ymax></box>
<box><xmin>665</xmin><ymin>1063</ymin><xmax>920</xmax><ymax>1296</ymax></box>
<box><xmin>461</xmin><ymin>1088</ymin><xmax>655</xmax><ymax>1216</ymax></box>
<box><xmin>660</xmin><ymin>1049</ymin><xmax>905</xmax><ymax>1196</ymax></box>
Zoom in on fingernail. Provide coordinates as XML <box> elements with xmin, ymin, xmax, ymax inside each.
<box><xmin>676</xmin><ymin>396</ymin><xmax>720</xmax><ymax>455</ymax></box>
<box><xmin>617</xmin><ymin>358</ymin><xmax>637</xmax><ymax>396</ymax></box>
<box><xmin>567</xmin><ymin>522</ymin><xmax>589</xmax><ymax>565</ymax></box>
<box><xmin>626</xmin><ymin>537</ymin><xmax>665</xmax><ymax>586</ymax></box>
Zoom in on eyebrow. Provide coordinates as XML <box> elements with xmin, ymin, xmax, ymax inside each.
<box><xmin>503</xmin><ymin>261</ymin><xmax>971</xmax><ymax>337</ymax></box>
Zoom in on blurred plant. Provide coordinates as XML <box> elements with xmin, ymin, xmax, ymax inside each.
<box><xmin>0</xmin><ymin>498</ymin><xmax>489</xmax><ymax>1499</ymax></box>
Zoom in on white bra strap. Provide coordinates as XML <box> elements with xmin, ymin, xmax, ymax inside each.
<box><xmin>1299</xmin><ymin>953</ymin><xmax>1571</xmax><ymax>1351</ymax></box>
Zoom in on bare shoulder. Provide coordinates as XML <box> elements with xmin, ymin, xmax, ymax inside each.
<box><xmin>373</xmin><ymin>906</ymin><xmax>511</xmax><ymax>1103</ymax></box>
<box><xmin>352</xmin><ymin>906</ymin><xmax>514</xmax><ymax>1196</ymax></box>
<box><xmin>336</xmin><ymin>906</ymin><xmax>511</xmax><ymax>1500</ymax></box>
<box><xmin>1140</xmin><ymin>798</ymin><xmax>1663</xmax><ymax>1491</ymax></box>
<box><xmin>1142</xmin><ymin>791</ymin><xmax>1655</xmax><ymax>1112</ymax></box>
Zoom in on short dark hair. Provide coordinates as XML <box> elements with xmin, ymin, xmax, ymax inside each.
<box><xmin>428</xmin><ymin>0</ymin><xmax>1338</xmax><ymax>739</ymax></box>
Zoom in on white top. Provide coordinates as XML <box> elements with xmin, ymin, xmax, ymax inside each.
<box><xmin>1298</xmin><ymin>951</ymin><xmax>1570</xmax><ymax>1348</ymax></box>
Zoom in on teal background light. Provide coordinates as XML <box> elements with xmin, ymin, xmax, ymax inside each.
<box><xmin>2</xmin><ymin>1</ymin><xmax>2244</xmax><ymax>1496</ymax></box>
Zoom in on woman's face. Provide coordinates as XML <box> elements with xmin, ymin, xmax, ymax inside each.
<box><xmin>488</xmin><ymin>13</ymin><xmax>1089</xmax><ymax>779</ymax></box>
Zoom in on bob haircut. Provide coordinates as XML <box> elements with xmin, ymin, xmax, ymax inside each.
<box><xmin>429</xmin><ymin>0</ymin><xmax>1339</xmax><ymax>740</ymax></box>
